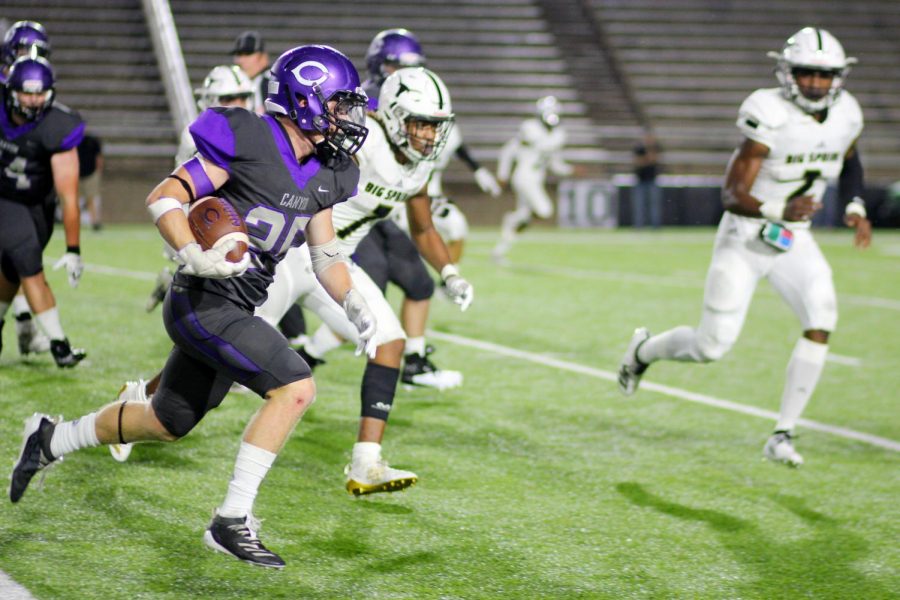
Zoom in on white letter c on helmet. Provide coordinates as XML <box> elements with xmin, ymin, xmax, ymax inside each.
<box><xmin>292</xmin><ymin>61</ymin><xmax>330</xmax><ymax>87</ymax></box>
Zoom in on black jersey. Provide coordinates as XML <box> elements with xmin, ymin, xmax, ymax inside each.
<box><xmin>0</xmin><ymin>91</ymin><xmax>84</xmax><ymax>206</ymax></box>
<box><xmin>174</xmin><ymin>107</ymin><xmax>359</xmax><ymax>310</ymax></box>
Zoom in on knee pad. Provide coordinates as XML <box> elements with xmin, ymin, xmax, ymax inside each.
<box><xmin>150</xmin><ymin>393</ymin><xmax>196</xmax><ymax>439</ymax></box>
<box><xmin>390</xmin><ymin>252</ymin><xmax>434</xmax><ymax>301</ymax></box>
<box><xmin>360</xmin><ymin>363</ymin><xmax>400</xmax><ymax>421</ymax></box>
<box><xmin>0</xmin><ymin>254</ymin><xmax>20</xmax><ymax>283</ymax></box>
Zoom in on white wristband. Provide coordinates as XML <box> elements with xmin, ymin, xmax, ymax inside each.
<box><xmin>440</xmin><ymin>264</ymin><xmax>460</xmax><ymax>281</ymax></box>
<box><xmin>758</xmin><ymin>201</ymin><xmax>786</xmax><ymax>222</ymax></box>
<box><xmin>148</xmin><ymin>196</ymin><xmax>185</xmax><ymax>223</ymax></box>
<box><xmin>845</xmin><ymin>198</ymin><xmax>867</xmax><ymax>219</ymax></box>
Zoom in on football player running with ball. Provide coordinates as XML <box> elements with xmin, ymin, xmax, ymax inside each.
<box><xmin>618</xmin><ymin>28</ymin><xmax>872</xmax><ymax>467</ymax></box>
<box><xmin>256</xmin><ymin>66</ymin><xmax>474</xmax><ymax>495</ymax></box>
<box><xmin>9</xmin><ymin>45</ymin><xmax>378</xmax><ymax>569</ymax></box>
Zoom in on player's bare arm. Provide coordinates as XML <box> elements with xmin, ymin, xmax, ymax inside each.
<box><xmin>406</xmin><ymin>189</ymin><xmax>453</xmax><ymax>271</ymax></box>
<box><xmin>305</xmin><ymin>208</ymin><xmax>355</xmax><ymax>303</ymax></box>
<box><xmin>841</xmin><ymin>144</ymin><xmax>872</xmax><ymax>248</ymax></box>
<box><xmin>51</xmin><ymin>147</ymin><xmax>81</xmax><ymax>249</ymax></box>
<box><xmin>147</xmin><ymin>157</ymin><xmax>229</xmax><ymax>251</ymax></box>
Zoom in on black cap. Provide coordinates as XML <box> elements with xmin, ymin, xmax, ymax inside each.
<box><xmin>231</xmin><ymin>31</ymin><xmax>265</xmax><ymax>55</ymax></box>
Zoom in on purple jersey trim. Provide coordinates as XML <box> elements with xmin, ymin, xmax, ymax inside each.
<box><xmin>171</xmin><ymin>288</ymin><xmax>261</xmax><ymax>377</ymax></box>
<box><xmin>189</xmin><ymin>109</ymin><xmax>235</xmax><ymax>172</ymax></box>
<box><xmin>367</xmin><ymin>95</ymin><xmax>378</xmax><ymax>111</ymax></box>
<box><xmin>183</xmin><ymin>157</ymin><xmax>216</xmax><ymax>198</ymax></box>
<box><xmin>58</xmin><ymin>122</ymin><xmax>85</xmax><ymax>151</ymax></box>
<box><xmin>262</xmin><ymin>115</ymin><xmax>322</xmax><ymax>190</ymax></box>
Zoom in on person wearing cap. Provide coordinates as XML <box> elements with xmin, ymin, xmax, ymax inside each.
<box><xmin>230</xmin><ymin>30</ymin><xmax>270</xmax><ymax>114</ymax></box>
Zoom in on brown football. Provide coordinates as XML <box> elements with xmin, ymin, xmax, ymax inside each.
<box><xmin>187</xmin><ymin>196</ymin><xmax>249</xmax><ymax>262</ymax></box>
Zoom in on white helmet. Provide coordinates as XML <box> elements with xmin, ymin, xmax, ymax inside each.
<box><xmin>536</xmin><ymin>95</ymin><xmax>560</xmax><ymax>128</ymax></box>
<box><xmin>767</xmin><ymin>27</ymin><xmax>856</xmax><ymax>113</ymax></box>
<box><xmin>377</xmin><ymin>67</ymin><xmax>454</xmax><ymax>162</ymax></box>
<box><xmin>195</xmin><ymin>65</ymin><xmax>253</xmax><ymax>111</ymax></box>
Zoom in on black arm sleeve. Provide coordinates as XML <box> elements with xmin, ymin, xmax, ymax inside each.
<box><xmin>454</xmin><ymin>144</ymin><xmax>482</xmax><ymax>172</ymax></box>
<box><xmin>838</xmin><ymin>150</ymin><xmax>865</xmax><ymax>203</ymax></box>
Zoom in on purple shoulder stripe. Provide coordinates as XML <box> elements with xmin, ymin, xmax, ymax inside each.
<box><xmin>262</xmin><ymin>115</ymin><xmax>321</xmax><ymax>190</ymax></box>
<box><xmin>190</xmin><ymin>109</ymin><xmax>235</xmax><ymax>171</ymax></box>
<box><xmin>59</xmin><ymin>122</ymin><xmax>85</xmax><ymax>151</ymax></box>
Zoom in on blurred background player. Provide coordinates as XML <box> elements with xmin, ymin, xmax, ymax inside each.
<box><xmin>617</xmin><ymin>28</ymin><xmax>871</xmax><ymax>467</ymax></box>
<box><xmin>631</xmin><ymin>130</ymin><xmax>663</xmax><ymax>229</ymax></box>
<box><xmin>256</xmin><ymin>66</ymin><xmax>474</xmax><ymax>494</ymax></box>
<box><xmin>0</xmin><ymin>55</ymin><xmax>86</xmax><ymax>367</ymax></box>
<box><xmin>492</xmin><ymin>95</ymin><xmax>572</xmax><ymax>263</ymax></box>
<box><xmin>1</xmin><ymin>21</ymin><xmax>54</xmax><ymax>356</ymax></box>
<box><xmin>10</xmin><ymin>45</ymin><xmax>377</xmax><ymax>569</ymax></box>
<box><xmin>146</xmin><ymin>64</ymin><xmax>253</xmax><ymax>312</ymax></box>
<box><xmin>77</xmin><ymin>132</ymin><xmax>103</xmax><ymax>230</ymax></box>
<box><xmin>230</xmin><ymin>30</ymin><xmax>270</xmax><ymax>115</ymax></box>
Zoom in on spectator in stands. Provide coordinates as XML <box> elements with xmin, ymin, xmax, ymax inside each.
<box><xmin>493</xmin><ymin>95</ymin><xmax>572</xmax><ymax>263</ymax></box>
<box><xmin>230</xmin><ymin>30</ymin><xmax>270</xmax><ymax>115</ymax></box>
<box><xmin>617</xmin><ymin>27</ymin><xmax>872</xmax><ymax>469</ymax></box>
<box><xmin>78</xmin><ymin>133</ymin><xmax>103</xmax><ymax>231</ymax></box>
<box><xmin>631</xmin><ymin>131</ymin><xmax>663</xmax><ymax>228</ymax></box>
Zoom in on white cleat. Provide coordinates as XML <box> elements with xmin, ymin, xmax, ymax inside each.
<box><xmin>618</xmin><ymin>327</ymin><xmax>651</xmax><ymax>396</ymax></box>
<box><xmin>401</xmin><ymin>348</ymin><xmax>463</xmax><ymax>390</ymax></box>
<box><xmin>344</xmin><ymin>457</ymin><xmax>418</xmax><ymax>496</ymax></box>
<box><xmin>16</xmin><ymin>318</ymin><xmax>51</xmax><ymax>355</ymax></box>
<box><xmin>109</xmin><ymin>380</ymin><xmax>148</xmax><ymax>462</ymax></box>
<box><xmin>763</xmin><ymin>431</ymin><xmax>804</xmax><ymax>468</ymax></box>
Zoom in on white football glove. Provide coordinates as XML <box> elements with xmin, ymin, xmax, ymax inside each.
<box><xmin>343</xmin><ymin>289</ymin><xmax>378</xmax><ymax>358</ymax></box>
<box><xmin>441</xmin><ymin>265</ymin><xmax>474</xmax><ymax>312</ymax></box>
<box><xmin>53</xmin><ymin>251</ymin><xmax>84</xmax><ymax>288</ymax></box>
<box><xmin>474</xmin><ymin>167</ymin><xmax>502</xmax><ymax>198</ymax></box>
<box><xmin>177</xmin><ymin>240</ymin><xmax>250</xmax><ymax>279</ymax></box>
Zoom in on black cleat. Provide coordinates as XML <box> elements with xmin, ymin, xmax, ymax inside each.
<box><xmin>10</xmin><ymin>414</ymin><xmax>58</xmax><ymax>503</ymax></box>
<box><xmin>203</xmin><ymin>511</ymin><xmax>285</xmax><ymax>568</ymax></box>
<box><xmin>295</xmin><ymin>346</ymin><xmax>326</xmax><ymax>371</ymax></box>
<box><xmin>50</xmin><ymin>339</ymin><xmax>86</xmax><ymax>368</ymax></box>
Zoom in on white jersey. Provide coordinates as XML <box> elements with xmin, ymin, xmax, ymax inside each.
<box><xmin>332</xmin><ymin>115</ymin><xmax>434</xmax><ymax>255</ymax></box>
<box><xmin>426</xmin><ymin>123</ymin><xmax>462</xmax><ymax>198</ymax></box>
<box><xmin>497</xmin><ymin>118</ymin><xmax>571</xmax><ymax>185</ymax></box>
<box><xmin>735</xmin><ymin>87</ymin><xmax>863</xmax><ymax>227</ymax></box>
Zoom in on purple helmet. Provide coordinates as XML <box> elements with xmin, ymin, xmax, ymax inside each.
<box><xmin>2</xmin><ymin>21</ymin><xmax>51</xmax><ymax>66</ymax></box>
<box><xmin>5</xmin><ymin>56</ymin><xmax>55</xmax><ymax>122</ymax></box>
<box><xmin>265</xmin><ymin>45</ymin><xmax>368</xmax><ymax>156</ymax></box>
<box><xmin>365</xmin><ymin>29</ymin><xmax>426</xmax><ymax>84</ymax></box>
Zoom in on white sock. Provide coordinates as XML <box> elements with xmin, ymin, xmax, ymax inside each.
<box><xmin>0</xmin><ymin>301</ymin><xmax>10</xmax><ymax>321</ymax></box>
<box><xmin>34</xmin><ymin>307</ymin><xmax>65</xmax><ymax>341</ymax></box>
<box><xmin>306</xmin><ymin>324</ymin><xmax>343</xmax><ymax>359</ymax></box>
<box><xmin>218</xmin><ymin>442</ymin><xmax>277</xmax><ymax>518</ymax></box>
<box><xmin>352</xmin><ymin>441</ymin><xmax>381</xmax><ymax>465</ymax></box>
<box><xmin>12</xmin><ymin>294</ymin><xmax>30</xmax><ymax>316</ymax></box>
<box><xmin>50</xmin><ymin>412</ymin><xmax>100</xmax><ymax>458</ymax></box>
<box><xmin>775</xmin><ymin>338</ymin><xmax>828</xmax><ymax>432</ymax></box>
<box><xmin>638</xmin><ymin>326</ymin><xmax>705</xmax><ymax>363</ymax></box>
<box><xmin>405</xmin><ymin>336</ymin><xmax>426</xmax><ymax>357</ymax></box>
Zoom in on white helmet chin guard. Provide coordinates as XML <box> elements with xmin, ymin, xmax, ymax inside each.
<box><xmin>376</xmin><ymin>67</ymin><xmax>454</xmax><ymax>162</ymax></box>
<box><xmin>195</xmin><ymin>65</ymin><xmax>253</xmax><ymax>111</ymax></box>
<box><xmin>767</xmin><ymin>27</ymin><xmax>857</xmax><ymax>113</ymax></box>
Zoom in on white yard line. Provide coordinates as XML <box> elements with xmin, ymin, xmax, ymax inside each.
<box><xmin>826</xmin><ymin>353</ymin><xmax>863</xmax><ymax>367</ymax></box>
<box><xmin>0</xmin><ymin>571</ymin><xmax>36</xmax><ymax>600</ymax></box>
<box><xmin>427</xmin><ymin>330</ymin><xmax>900</xmax><ymax>453</ymax></box>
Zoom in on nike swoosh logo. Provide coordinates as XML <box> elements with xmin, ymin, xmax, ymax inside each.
<box><xmin>323</xmin><ymin>250</ymin><xmax>338</xmax><ymax>257</ymax></box>
<box><xmin>318</xmin><ymin>186</ymin><xmax>329</xmax><ymax>193</ymax></box>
